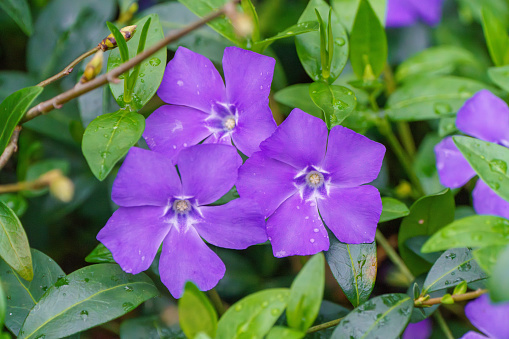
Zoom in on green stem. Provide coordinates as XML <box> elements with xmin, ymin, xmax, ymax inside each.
<box><xmin>434</xmin><ymin>310</ymin><xmax>455</xmax><ymax>339</ymax></box>
<box><xmin>306</xmin><ymin>318</ymin><xmax>343</xmax><ymax>333</ymax></box>
<box><xmin>207</xmin><ymin>288</ymin><xmax>225</xmax><ymax>316</ymax></box>
<box><xmin>396</xmin><ymin>122</ymin><xmax>416</xmax><ymax>158</ymax></box>
<box><xmin>375</xmin><ymin>230</ymin><xmax>415</xmax><ymax>283</ymax></box>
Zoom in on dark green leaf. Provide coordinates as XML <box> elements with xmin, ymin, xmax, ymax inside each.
<box><xmin>119</xmin><ymin>316</ymin><xmax>186</xmax><ymax>339</ymax></box>
<box><xmin>422</xmin><ymin>248</ymin><xmax>488</xmax><ymax>294</ymax></box>
<box><xmin>404</xmin><ymin>236</ymin><xmax>442</xmax><ymax>265</ymax></box>
<box><xmin>422</xmin><ymin>215</ymin><xmax>509</xmax><ymax>253</ymax></box>
<box><xmin>179</xmin><ymin>282</ymin><xmax>217</xmax><ymax>338</ymax></box>
<box><xmin>407</xmin><ymin>275</ymin><xmax>443</xmax><ymax>323</ymax></box>
<box><xmin>0</xmin><ymin>249</ymin><xmax>64</xmax><ymax>336</ymax></box>
<box><xmin>488</xmin><ymin>244</ymin><xmax>509</xmax><ymax>302</ymax></box>
<box><xmin>0</xmin><ymin>274</ymin><xmax>5</xmax><ymax>328</ymax></box>
<box><xmin>267</xmin><ymin>326</ymin><xmax>305</xmax><ymax>339</ymax></box>
<box><xmin>82</xmin><ymin>109</ymin><xmax>145</xmax><ymax>181</ymax></box>
<box><xmin>0</xmin><ymin>194</ymin><xmax>28</xmax><ymax>217</ymax></box>
<box><xmin>0</xmin><ymin>201</ymin><xmax>32</xmax><ymax>281</ymax></box>
<box><xmin>216</xmin><ymin>288</ymin><xmax>290</xmax><ymax>338</ymax></box>
<box><xmin>349</xmin><ymin>0</ymin><xmax>387</xmax><ymax>79</ymax></box>
<box><xmin>18</xmin><ymin>264</ymin><xmax>158</xmax><ymax>339</ymax></box>
<box><xmin>309</xmin><ymin>82</ymin><xmax>357</xmax><ymax>128</ymax></box>
<box><xmin>254</xmin><ymin>21</ymin><xmax>319</xmax><ymax>52</ymax></box>
<box><xmin>330</xmin><ymin>0</ymin><xmax>386</xmax><ymax>32</ymax></box>
<box><xmin>106</xmin><ymin>22</ymin><xmax>130</xmax><ymax>64</ymax></box>
<box><xmin>84</xmin><ymin>243</ymin><xmax>115</xmax><ymax>264</ymax></box>
<box><xmin>331</xmin><ymin>294</ymin><xmax>413</xmax><ymax>339</ymax></box>
<box><xmin>481</xmin><ymin>7</ymin><xmax>509</xmax><ymax>67</ymax></box>
<box><xmin>380</xmin><ymin>197</ymin><xmax>409</xmax><ymax>223</ymax></box>
<box><xmin>473</xmin><ymin>245</ymin><xmax>507</xmax><ymax>275</ymax></box>
<box><xmin>325</xmin><ymin>233</ymin><xmax>376</xmax><ymax>307</ymax></box>
<box><xmin>0</xmin><ymin>0</ymin><xmax>33</xmax><ymax>35</ymax></box>
<box><xmin>488</xmin><ymin>65</ymin><xmax>509</xmax><ymax>92</ymax></box>
<box><xmin>287</xmin><ymin>253</ymin><xmax>324</xmax><ymax>332</ymax></box>
<box><xmin>398</xmin><ymin>189</ymin><xmax>455</xmax><ymax>276</ymax></box>
<box><xmin>305</xmin><ymin>301</ymin><xmax>350</xmax><ymax>339</ymax></box>
<box><xmin>0</xmin><ymin>86</ymin><xmax>43</xmax><ymax>156</ymax></box>
<box><xmin>274</xmin><ymin>84</ymin><xmax>323</xmax><ymax>119</ymax></box>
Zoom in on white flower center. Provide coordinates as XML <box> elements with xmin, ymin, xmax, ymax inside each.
<box><xmin>223</xmin><ymin>116</ymin><xmax>236</xmax><ymax>131</ymax></box>
<box><xmin>173</xmin><ymin>199</ymin><xmax>191</xmax><ymax>214</ymax></box>
<box><xmin>306</xmin><ymin>171</ymin><xmax>324</xmax><ymax>188</ymax></box>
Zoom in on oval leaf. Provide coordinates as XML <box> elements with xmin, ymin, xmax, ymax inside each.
<box><xmin>0</xmin><ymin>0</ymin><xmax>33</xmax><ymax>35</ymax></box>
<box><xmin>84</xmin><ymin>243</ymin><xmax>115</xmax><ymax>264</ymax></box>
<box><xmin>380</xmin><ymin>197</ymin><xmax>409</xmax><ymax>223</ymax></box>
<box><xmin>216</xmin><ymin>288</ymin><xmax>290</xmax><ymax>339</ymax></box>
<box><xmin>473</xmin><ymin>245</ymin><xmax>507</xmax><ymax>275</ymax></box>
<box><xmin>274</xmin><ymin>84</ymin><xmax>323</xmax><ymax>119</ymax></box>
<box><xmin>331</xmin><ymin>0</ymin><xmax>386</xmax><ymax>33</ymax></box>
<box><xmin>254</xmin><ymin>21</ymin><xmax>319</xmax><ymax>52</ymax></box>
<box><xmin>309</xmin><ymin>82</ymin><xmax>357</xmax><ymax>128</ymax></box>
<box><xmin>18</xmin><ymin>264</ymin><xmax>158</xmax><ymax>339</ymax></box>
<box><xmin>178</xmin><ymin>282</ymin><xmax>217</xmax><ymax>338</ymax></box>
<box><xmin>331</xmin><ymin>294</ymin><xmax>413</xmax><ymax>339</ymax></box>
<box><xmin>82</xmin><ymin>109</ymin><xmax>145</xmax><ymax>181</ymax></box>
<box><xmin>481</xmin><ymin>7</ymin><xmax>509</xmax><ymax>67</ymax></box>
<box><xmin>488</xmin><ymin>244</ymin><xmax>509</xmax><ymax>302</ymax></box>
<box><xmin>488</xmin><ymin>65</ymin><xmax>509</xmax><ymax>92</ymax></box>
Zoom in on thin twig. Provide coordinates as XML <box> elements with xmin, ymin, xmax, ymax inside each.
<box><xmin>416</xmin><ymin>289</ymin><xmax>487</xmax><ymax>307</ymax></box>
<box><xmin>375</xmin><ymin>230</ymin><xmax>415</xmax><ymax>284</ymax></box>
<box><xmin>0</xmin><ymin>169</ymin><xmax>62</xmax><ymax>193</ymax></box>
<box><xmin>0</xmin><ymin>126</ymin><xmax>22</xmax><ymax>170</ymax></box>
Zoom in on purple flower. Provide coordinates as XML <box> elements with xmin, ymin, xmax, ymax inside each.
<box><xmin>143</xmin><ymin>46</ymin><xmax>277</xmax><ymax>163</ymax></box>
<box><xmin>435</xmin><ymin>90</ymin><xmax>509</xmax><ymax>219</ymax></box>
<box><xmin>402</xmin><ymin>319</ymin><xmax>432</xmax><ymax>339</ymax></box>
<box><xmin>97</xmin><ymin>144</ymin><xmax>267</xmax><ymax>298</ymax></box>
<box><xmin>461</xmin><ymin>294</ymin><xmax>509</xmax><ymax>339</ymax></box>
<box><xmin>236</xmin><ymin>109</ymin><xmax>385</xmax><ymax>257</ymax></box>
<box><xmin>386</xmin><ymin>0</ymin><xmax>444</xmax><ymax>27</ymax></box>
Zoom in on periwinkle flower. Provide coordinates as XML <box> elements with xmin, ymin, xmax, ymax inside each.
<box><xmin>461</xmin><ymin>294</ymin><xmax>509</xmax><ymax>338</ymax></box>
<box><xmin>97</xmin><ymin>144</ymin><xmax>267</xmax><ymax>298</ymax></box>
<box><xmin>237</xmin><ymin>109</ymin><xmax>385</xmax><ymax>257</ymax></box>
<box><xmin>435</xmin><ymin>90</ymin><xmax>509</xmax><ymax>219</ymax></box>
<box><xmin>402</xmin><ymin>319</ymin><xmax>432</xmax><ymax>339</ymax></box>
<box><xmin>143</xmin><ymin>46</ymin><xmax>277</xmax><ymax>163</ymax></box>
<box><xmin>386</xmin><ymin>0</ymin><xmax>444</xmax><ymax>28</ymax></box>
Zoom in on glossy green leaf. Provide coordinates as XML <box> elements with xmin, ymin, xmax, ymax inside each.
<box><xmin>0</xmin><ymin>194</ymin><xmax>28</xmax><ymax>217</ymax></box>
<box><xmin>453</xmin><ymin>280</ymin><xmax>468</xmax><ymax>295</ymax></box>
<box><xmin>349</xmin><ymin>0</ymin><xmax>387</xmax><ymax>79</ymax></box>
<box><xmin>422</xmin><ymin>215</ymin><xmax>509</xmax><ymax>253</ymax></box>
<box><xmin>488</xmin><ymin>65</ymin><xmax>509</xmax><ymax>92</ymax></box>
<box><xmin>473</xmin><ymin>245</ymin><xmax>507</xmax><ymax>275</ymax></box>
<box><xmin>481</xmin><ymin>7</ymin><xmax>509</xmax><ymax>67</ymax></box>
<box><xmin>309</xmin><ymin>82</ymin><xmax>357</xmax><ymax>128</ymax></box>
<box><xmin>325</xmin><ymin>233</ymin><xmax>376</xmax><ymax>307</ymax></box>
<box><xmin>119</xmin><ymin>316</ymin><xmax>186</xmax><ymax>339</ymax></box>
<box><xmin>179</xmin><ymin>282</ymin><xmax>217</xmax><ymax>338</ymax></box>
<box><xmin>0</xmin><ymin>86</ymin><xmax>43</xmax><ymax>156</ymax></box>
<box><xmin>82</xmin><ymin>109</ymin><xmax>145</xmax><ymax>181</ymax></box>
<box><xmin>108</xmin><ymin>14</ymin><xmax>166</xmax><ymax>110</ymax></box>
<box><xmin>267</xmin><ymin>326</ymin><xmax>305</xmax><ymax>339</ymax></box>
<box><xmin>0</xmin><ymin>249</ymin><xmax>64</xmax><ymax>336</ymax></box>
<box><xmin>454</xmin><ymin>136</ymin><xmax>509</xmax><ymax>202</ymax></box>
<box><xmin>386</xmin><ymin>77</ymin><xmax>493</xmax><ymax>121</ymax></box>
<box><xmin>295</xmin><ymin>0</ymin><xmax>349</xmax><ymax>82</ymax></box>
<box><xmin>18</xmin><ymin>264</ymin><xmax>158</xmax><ymax>339</ymax></box>
<box><xmin>398</xmin><ymin>189</ymin><xmax>455</xmax><ymax>276</ymax></box>
<box><xmin>84</xmin><ymin>243</ymin><xmax>115</xmax><ymax>264</ymax></box>
<box><xmin>254</xmin><ymin>21</ymin><xmax>319</xmax><ymax>52</ymax></box>
<box><xmin>216</xmin><ymin>288</ymin><xmax>290</xmax><ymax>338</ymax></box>
<box><xmin>0</xmin><ymin>201</ymin><xmax>32</xmax><ymax>281</ymax></box>
<box><xmin>331</xmin><ymin>294</ymin><xmax>413</xmax><ymax>339</ymax></box>
<box><xmin>422</xmin><ymin>248</ymin><xmax>488</xmax><ymax>295</ymax></box>
<box><xmin>380</xmin><ymin>197</ymin><xmax>409</xmax><ymax>223</ymax></box>
<box><xmin>331</xmin><ymin>0</ymin><xmax>386</xmax><ymax>32</ymax></box>
<box><xmin>287</xmin><ymin>253</ymin><xmax>324</xmax><ymax>332</ymax></box>
<box><xmin>107</xmin><ymin>22</ymin><xmax>129</xmax><ymax>64</ymax></box>
<box><xmin>488</xmin><ymin>244</ymin><xmax>509</xmax><ymax>302</ymax></box>
<box><xmin>274</xmin><ymin>84</ymin><xmax>323</xmax><ymax>119</ymax></box>
<box><xmin>0</xmin><ymin>0</ymin><xmax>33</xmax><ymax>35</ymax></box>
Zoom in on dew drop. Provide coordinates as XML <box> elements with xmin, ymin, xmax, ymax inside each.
<box><xmin>445</xmin><ymin>253</ymin><xmax>456</xmax><ymax>260</ymax></box>
<box><xmin>149</xmin><ymin>57</ymin><xmax>161</xmax><ymax>66</ymax></box>
<box><xmin>122</xmin><ymin>302</ymin><xmax>134</xmax><ymax>312</ymax></box>
<box><xmin>313</xmin><ymin>228</ymin><xmax>319</xmax><ymax>233</ymax></box>
<box><xmin>172</xmin><ymin>145</ymin><xmax>177</xmax><ymax>149</ymax></box>
<box><xmin>489</xmin><ymin>159</ymin><xmax>508</xmax><ymax>175</ymax></box>
<box><xmin>271</xmin><ymin>308</ymin><xmax>280</xmax><ymax>316</ymax></box>
<box><xmin>80</xmin><ymin>310</ymin><xmax>88</xmax><ymax>321</ymax></box>
<box><xmin>434</xmin><ymin>103</ymin><xmax>452</xmax><ymax>115</ymax></box>
<box><xmin>177</xmin><ymin>80</ymin><xmax>184</xmax><ymax>86</ymax></box>
<box><xmin>305</xmin><ymin>216</ymin><xmax>309</xmax><ymax>220</ymax></box>
<box><xmin>335</xmin><ymin>37</ymin><xmax>346</xmax><ymax>46</ymax></box>
<box><xmin>124</xmin><ymin>286</ymin><xmax>134</xmax><ymax>292</ymax></box>
<box><xmin>261</xmin><ymin>301</ymin><xmax>269</xmax><ymax>308</ymax></box>
<box><xmin>235</xmin><ymin>304</ymin><xmax>243</xmax><ymax>312</ymax></box>
<box><xmin>310</xmin><ymin>238</ymin><xmax>315</xmax><ymax>243</ymax></box>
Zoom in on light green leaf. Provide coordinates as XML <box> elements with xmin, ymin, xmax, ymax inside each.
<box><xmin>309</xmin><ymin>82</ymin><xmax>357</xmax><ymax>128</ymax></box>
<box><xmin>254</xmin><ymin>21</ymin><xmax>319</xmax><ymax>52</ymax></box>
<box><xmin>488</xmin><ymin>244</ymin><xmax>509</xmax><ymax>302</ymax></box>
<box><xmin>119</xmin><ymin>316</ymin><xmax>186</xmax><ymax>339</ymax></box>
<box><xmin>0</xmin><ymin>194</ymin><xmax>28</xmax><ymax>217</ymax></box>
<box><xmin>178</xmin><ymin>282</ymin><xmax>217</xmax><ymax>338</ymax></box>
<box><xmin>473</xmin><ymin>245</ymin><xmax>507</xmax><ymax>275</ymax></box>
<box><xmin>84</xmin><ymin>243</ymin><xmax>115</xmax><ymax>264</ymax></box>
<box><xmin>106</xmin><ymin>22</ymin><xmax>130</xmax><ymax>64</ymax></box>
<box><xmin>331</xmin><ymin>0</ymin><xmax>386</xmax><ymax>32</ymax></box>
<box><xmin>488</xmin><ymin>65</ymin><xmax>509</xmax><ymax>92</ymax></box>
<box><xmin>0</xmin><ymin>0</ymin><xmax>33</xmax><ymax>35</ymax></box>
<box><xmin>481</xmin><ymin>7</ymin><xmax>509</xmax><ymax>67</ymax></box>
<box><xmin>380</xmin><ymin>197</ymin><xmax>409</xmax><ymax>223</ymax></box>
<box><xmin>274</xmin><ymin>84</ymin><xmax>323</xmax><ymax>119</ymax></box>
<box><xmin>266</xmin><ymin>326</ymin><xmax>304</xmax><ymax>339</ymax></box>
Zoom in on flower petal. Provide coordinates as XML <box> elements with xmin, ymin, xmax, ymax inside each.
<box><xmin>97</xmin><ymin>206</ymin><xmax>170</xmax><ymax>274</ymax></box>
<box><xmin>195</xmin><ymin>199</ymin><xmax>267</xmax><ymax>249</ymax></box>
<box><xmin>460</xmin><ymin>332</ymin><xmax>489</xmax><ymax>339</ymax></box>
<box><xmin>465</xmin><ymin>294</ymin><xmax>509</xmax><ymax>339</ymax></box>
<box><xmin>267</xmin><ymin>194</ymin><xmax>329</xmax><ymax>257</ymax></box>
<box><xmin>232</xmin><ymin>102</ymin><xmax>277</xmax><ymax>157</ymax></box>
<box><xmin>402</xmin><ymin>319</ymin><xmax>432</xmax><ymax>339</ymax></box>
<box><xmin>159</xmin><ymin>226</ymin><xmax>225</xmax><ymax>298</ymax></box>
<box><xmin>260</xmin><ymin>109</ymin><xmax>327</xmax><ymax>169</ymax></box>
<box><xmin>323</xmin><ymin>125</ymin><xmax>385</xmax><ymax>187</ymax></box>
<box><xmin>178</xmin><ymin>144</ymin><xmax>242</xmax><ymax>205</ymax></box>
<box><xmin>386</xmin><ymin>0</ymin><xmax>417</xmax><ymax>27</ymax></box>
<box><xmin>223</xmin><ymin>46</ymin><xmax>275</xmax><ymax>111</ymax></box>
<box><xmin>434</xmin><ymin>136</ymin><xmax>476</xmax><ymax>189</ymax></box>
<box><xmin>237</xmin><ymin>151</ymin><xmax>298</xmax><ymax>218</ymax></box>
<box><xmin>112</xmin><ymin>147</ymin><xmax>182</xmax><ymax>207</ymax></box>
<box><xmin>318</xmin><ymin>185</ymin><xmax>381</xmax><ymax>244</ymax></box>
<box><xmin>157</xmin><ymin>46</ymin><xmax>226</xmax><ymax>112</ymax></box>
<box><xmin>472</xmin><ymin>180</ymin><xmax>509</xmax><ymax>219</ymax></box>
<box><xmin>456</xmin><ymin>90</ymin><xmax>509</xmax><ymax>145</ymax></box>
<box><xmin>411</xmin><ymin>0</ymin><xmax>443</xmax><ymax>26</ymax></box>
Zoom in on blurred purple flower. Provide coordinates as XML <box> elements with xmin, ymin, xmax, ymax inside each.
<box><xmin>435</xmin><ymin>90</ymin><xmax>509</xmax><ymax>219</ymax></box>
<box><xmin>143</xmin><ymin>46</ymin><xmax>277</xmax><ymax>163</ymax></box>
<box><xmin>402</xmin><ymin>319</ymin><xmax>432</xmax><ymax>339</ymax></box>
<box><xmin>237</xmin><ymin>109</ymin><xmax>385</xmax><ymax>257</ymax></box>
<box><xmin>461</xmin><ymin>294</ymin><xmax>509</xmax><ymax>339</ymax></box>
<box><xmin>97</xmin><ymin>144</ymin><xmax>267</xmax><ymax>298</ymax></box>
<box><xmin>386</xmin><ymin>0</ymin><xmax>444</xmax><ymax>27</ymax></box>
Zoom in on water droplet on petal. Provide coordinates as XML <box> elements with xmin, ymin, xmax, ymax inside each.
<box><xmin>310</xmin><ymin>238</ymin><xmax>315</xmax><ymax>243</ymax></box>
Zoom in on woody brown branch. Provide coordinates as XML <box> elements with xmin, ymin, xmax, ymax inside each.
<box><xmin>0</xmin><ymin>126</ymin><xmax>22</xmax><ymax>170</ymax></box>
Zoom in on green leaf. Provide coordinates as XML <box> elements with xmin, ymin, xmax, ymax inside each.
<box><xmin>0</xmin><ymin>274</ymin><xmax>5</xmax><ymax>328</ymax></box>
<box><xmin>422</xmin><ymin>248</ymin><xmax>488</xmax><ymax>295</ymax></box>
<box><xmin>349</xmin><ymin>0</ymin><xmax>387</xmax><ymax>80</ymax></box>
<box><xmin>407</xmin><ymin>275</ymin><xmax>443</xmax><ymax>323</ymax></box>
<box><xmin>119</xmin><ymin>316</ymin><xmax>186</xmax><ymax>339</ymax></box>
<box><xmin>84</xmin><ymin>243</ymin><xmax>115</xmax><ymax>264</ymax></box>
<box><xmin>331</xmin><ymin>294</ymin><xmax>413</xmax><ymax>339</ymax></box>
<box><xmin>0</xmin><ymin>194</ymin><xmax>28</xmax><ymax>217</ymax></box>
<box><xmin>473</xmin><ymin>245</ymin><xmax>507</xmax><ymax>275</ymax></box>
<box><xmin>413</xmin><ymin>133</ymin><xmax>445</xmax><ymax>195</ymax></box>
<box><xmin>0</xmin><ymin>201</ymin><xmax>32</xmax><ymax>281</ymax></box>
<box><xmin>241</xmin><ymin>0</ymin><xmax>260</xmax><ymax>42</ymax></box>
<box><xmin>178</xmin><ymin>282</ymin><xmax>217</xmax><ymax>338</ymax></box>
<box><xmin>422</xmin><ymin>215</ymin><xmax>509</xmax><ymax>253</ymax></box>
<box><xmin>488</xmin><ymin>244</ymin><xmax>509</xmax><ymax>302</ymax></box>
<box><xmin>481</xmin><ymin>7</ymin><xmax>509</xmax><ymax>67</ymax></box>
<box><xmin>404</xmin><ymin>236</ymin><xmax>442</xmax><ymax>265</ymax></box>
<box><xmin>380</xmin><ymin>197</ymin><xmax>409</xmax><ymax>223</ymax></box>
<box><xmin>106</xmin><ymin>22</ymin><xmax>130</xmax><ymax>64</ymax></box>
<box><xmin>287</xmin><ymin>253</ymin><xmax>324</xmax><ymax>332</ymax></box>
<box><xmin>274</xmin><ymin>84</ymin><xmax>323</xmax><ymax>119</ymax></box>
<box><xmin>108</xmin><ymin>14</ymin><xmax>166</xmax><ymax>110</ymax></box>
<box><xmin>325</xmin><ymin>234</ymin><xmax>376</xmax><ymax>307</ymax></box>
<box><xmin>398</xmin><ymin>189</ymin><xmax>455</xmax><ymax>276</ymax></box>
<box><xmin>0</xmin><ymin>0</ymin><xmax>33</xmax><ymax>35</ymax></box>
<box><xmin>216</xmin><ymin>288</ymin><xmax>290</xmax><ymax>339</ymax></box>
<box><xmin>488</xmin><ymin>65</ymin><xmax>509</xmax><ymax>92</ymax></box>
<box><xmin>295</xmin><ymin>0</ymin><xmax>349</xmax><ymax>82</ymax></box>
<box><xmin>0</xmin><ymin>86</ymin><xmax>43</xmax><ymax>156</ymax></box>
<box><xmin>82</xmin><ymin>109</ymin><xmax>145</xmax><ymax>181</ymax></box>
<box><xmin>18</xmin><ymin>264</ymin><xmax>158</xmax><ymax>339</ymax></box>
<box><xmin>453</xmin><ymin>281</ymin><xmax>468</xmax><ymax>295</ymax></box>
<box><xmin>386</xmin><ymin>77</ymin><xmax>493</xmax><ymax>121</ymax></box>
<box><xmin>266</xmin><ymin>326</ymin><xmax>305</xmax><ymax>339</ymax></box>
<box><xmin>0</xmin><ymin>249</ymin><xmax>64</xmax><ymax>336</ymax></box>
<box><xmin>126</xmin><ymin>17</ymin><xmax>152</xmax><ymax>97</ymax></box>
<box><xmin>254</xmin><ymin>21</ymin><xmax>319</xmax><ymax>52</ymax></box>
<box><xmin>309</xmin><ymin>82</ymin><xmax>357</xmax><ymax>128</ymax></box>
<box><xmin>331</xmin><ymin>0</ymin><xmax>386</xmax><ymax>32</ymax></box>
<box><xmin>454</xmin><ymin>136</ymin><xmax>509</xmax><ymax>202</ymax></box>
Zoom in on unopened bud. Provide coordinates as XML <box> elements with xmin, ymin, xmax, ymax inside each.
<box><xmin>49</xmin><ymin>175</ymin><xmax>74</xmax><ymax>203</ymax></box>
<box><xmin>98</xmin><ymin>25</ymin><xmax>137</xmax><ymax>51</ymax></box>
<box><xmin>233</xmin><ymin>13</ymin><xmax>254</xmax><ymax>37</ymax></box>
<box><xmin>80</xmin><ymin>50</ymin><xmax>104</xmax><ymax>84</ymax></box>
<box><xmin>395</xmin><ymin>180</ymin><xmax>412</xmax><ymax>199</ymax></box>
